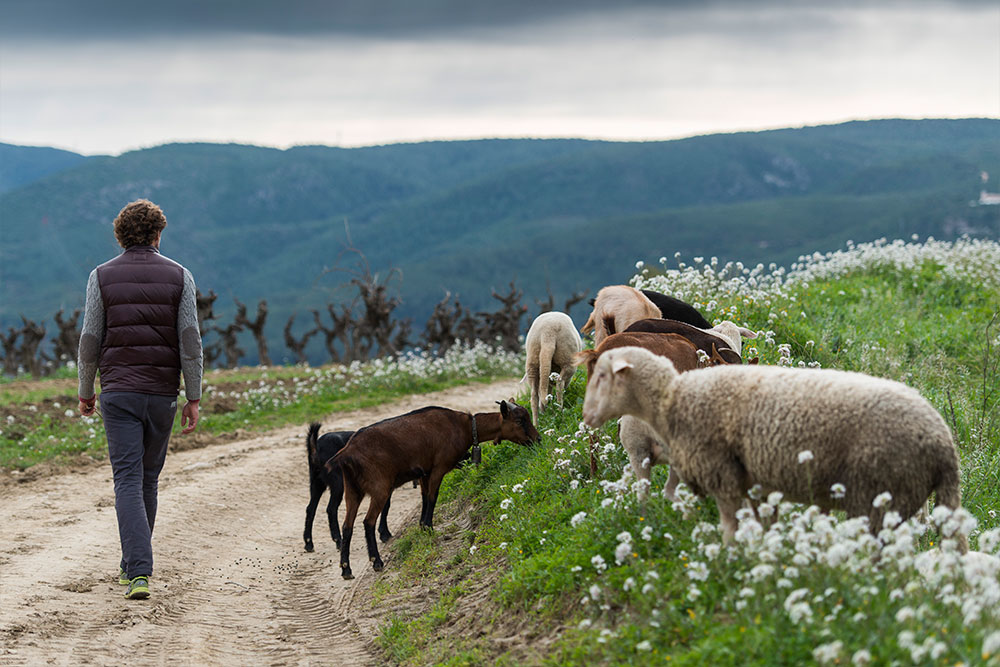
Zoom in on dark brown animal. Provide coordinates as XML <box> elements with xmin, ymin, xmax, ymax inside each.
<box><xmin>624</xmin><ymin>318</ymin><xmax>743</xmax><ymax>363</ymax></box>
<box><xmin>331</xmin><ymin>400</ymin><xmax>539</xmax><ymax>579</ymax></box>
<box><xmin>576</xmin><ymin>331</ymin><xmax>708</xmax><ymax>380</ymax></box>
<box><xmin>303</xmin><ymin>424</ymin><xmax>392</xmax><ymax>553</ymax></box>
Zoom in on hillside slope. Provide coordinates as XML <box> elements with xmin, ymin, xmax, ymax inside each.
<box><xmin>2</xmin><ymin>119</ymin><xmax>997</xmax><ymax>364</ymax></box>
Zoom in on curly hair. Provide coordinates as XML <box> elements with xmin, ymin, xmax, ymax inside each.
<box><xmin>113</xmin><ymin>199</ymin><xmax>167</xmax><ymax>248</ymax></box>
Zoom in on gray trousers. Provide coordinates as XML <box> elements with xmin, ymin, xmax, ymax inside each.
<box><xmin>100</xmin><ymin>391</ymin><xmax>177</xmax><ymax>579</ymax></box>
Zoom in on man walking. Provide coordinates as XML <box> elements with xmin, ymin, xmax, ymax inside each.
<box><xmin>77</xmin><ymin>199</ymin><xmax>203</xmax><ymax>600</ymax></box>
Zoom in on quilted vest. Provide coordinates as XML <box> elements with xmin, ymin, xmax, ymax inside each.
<box><xmin>96</xmin><ymin>246</ymin><xmax>184</xmax><ymax>395</ymax></box>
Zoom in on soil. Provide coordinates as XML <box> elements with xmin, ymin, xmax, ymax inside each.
<box><xmin>0</xmin><ymin>378</ymin><xmax>522</xmax><ymax>666</ymax></box>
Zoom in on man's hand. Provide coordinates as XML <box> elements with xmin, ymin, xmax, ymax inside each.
<box><xmin>181</xmin><ymin>400</ymin><xmax>200</xmax><ymax>434</ymax></box>
<box><xmin>79</xmin><ymin>395</ymin><xmax>96</xmax><ymax>417</ymax></box>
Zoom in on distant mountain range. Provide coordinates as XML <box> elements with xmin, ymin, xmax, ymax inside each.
<box><xmin>2</xmin><ymin>118</ymin><xmax>998</xmax><ymax>364</ymax></box>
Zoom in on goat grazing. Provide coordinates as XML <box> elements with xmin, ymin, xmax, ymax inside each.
<box><xmin>582</xmin><ymin>347</ymin><xmax>966</xmax><ymax>549</ymax></box>
<box><xmin>332</xmin><ymin>400</ymin><xmax>539</xmax><ymax>579</ymax></box>
<box><xmin>522</xmin><ymin>311</ymin><xmax>583</xmax><ymax>425</ymax></box>
<box><xmin>304</xmin><ymin>423</ymin><xmax>393</xmax><ymax>552</ymax></box>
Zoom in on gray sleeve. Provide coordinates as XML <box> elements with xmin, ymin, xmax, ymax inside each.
<box><xmin>77</xmin><ymin>270</ymin><xmax>104</xmax><ymax>398</ymax></box>
<box><xmin>178</xmin><ymin>268</ymin><xmax>204</xmax><ymax>401</ymax></box>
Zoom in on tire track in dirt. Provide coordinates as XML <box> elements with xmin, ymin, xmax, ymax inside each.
<box><xmin>0</xmin><ymin>378</ymin><xmax>520</xmax><ymax>666</ymax></box>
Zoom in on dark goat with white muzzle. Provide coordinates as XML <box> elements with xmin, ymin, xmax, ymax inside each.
<box><xmin>330</xmin><ymin>400</ymin><xmax>539</xmax><ymax>579</ymax></box>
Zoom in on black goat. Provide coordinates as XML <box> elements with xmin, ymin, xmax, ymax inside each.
<box><xmin>639</xmin><ymin>289</ymin><xmax>712</xmax><ymax>328</ymax></box>
<box><xmin>304</xmin><ymin>423</ymin><xmax>392</xmax><ymax>552</ymax></box>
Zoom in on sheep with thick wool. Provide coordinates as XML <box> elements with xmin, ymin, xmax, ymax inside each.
<box><xmin>582</xmin><ymin>346</ymin><xmax>965</xmax><ymax>547</ymax></box>
<box><xmin>522</xmin><ymin>311</ymin><xmax>583</xmax><ymax>426</ymax></box>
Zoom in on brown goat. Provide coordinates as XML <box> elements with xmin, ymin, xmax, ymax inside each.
<box><xmin>624</xmin><ymin>318</ymin><xmax>744</xmax><ymax>363</ymax></box>
<box><xmin>331</xmin><ymin>400</ymin><xmax>539</xmax><ymax>579</ymax></box>
<box><xmin>575</xmin><ymin>331</ymin><xmax>705</xmax><ymax>381</ymax></box>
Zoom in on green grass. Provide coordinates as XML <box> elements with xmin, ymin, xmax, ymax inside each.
<box><xmin>0</xmin><ymin>342</ymin><xmax>521</xmax><ymax>470</ymax></box>
<box><xmin>375</xmin><ymin>239</ymin><xmax>1000</xmax><ymax>666</ymax></box>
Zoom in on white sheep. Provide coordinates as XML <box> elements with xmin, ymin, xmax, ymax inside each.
<box><xmin>582</xmin><ymin>346</ymin><xmax>966</xmax><ymax>548</ymax></box>
<box><xmin>580</xmin><ymin>285</ymin><xmax>661</xmax><ymax>346</ymax></box>
<box><xmin>522</xmin><ymin>311</ymin><xmax>583</xmax><ymax>426</ymax></box>
<box><xmin>703</xmin><ymin>321</ymin><xmax>757</xmax><ymax>356</ymax></box>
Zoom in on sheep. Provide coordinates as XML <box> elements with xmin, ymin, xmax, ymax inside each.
<box><xmin>331</xmin><ymin>400</ymin><xmax>539</xmax><ymax>579</ymax></box>
<box><xmin>625</xmin><ymin>318</ymin><xmax>757</xmax><ymax>358</ymax></box>
<box><xmin>574</xmin><ymin>331</ymin><xmax>735</xmax><ymax>501</ymax></box>
<box><xmin>581</xmin><ymin>346</ymin><xmax>966</xmax><ymax>549</ymax></box>
<box><xmin>522</xmin><ymin>311</ymin><xmax>583</xmax><ymax>426</ymax></box>
<box><xmin>303</xmin><ymin>423</ymin><xmax>393</xmax><ymax>552</ymax></box>
<box><xmin>580</xmin><ymin>285</ymin><xmax>661</xmax><ymax>346</ymax></box>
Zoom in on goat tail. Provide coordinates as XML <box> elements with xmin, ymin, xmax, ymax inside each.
<box><xmin>935</xmin><ymin>465</ymin><xmax>968</xmax><ymax>553</ymax></box>
<box><xmin>307</xmin><ymin>422</ymin><xmax>322</xmax><ymax>465</ymax></box>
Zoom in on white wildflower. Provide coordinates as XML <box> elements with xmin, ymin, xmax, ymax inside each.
<box><xmin>636</xmin><ymin>640</ymin><xmax>652</xmax><ymax>652</ymax></box>
<box><xmin>571</xmin><ymin>511</ymin><xmax>587</xmax><ymax>528</ymax></box>
<box><xmin>591</xmin><ymin>554</ymin><xmax>607</xmax><ymax>573</ymax></box>
<box><xmin>851</xmin><ymin>649</ymin><xmax>872</xmax><ymax>666</ymax></box>
<box><xmin>872</xmin><ymin>491</ymin><xmax>892</xmax><ymax>508</ymax></box>
<box><xmin>813</xmin><ymin>640</ymin><xmax>843</xmax><ymax>665</ymax></box>
<box><xmin>798</xmin><ymin>450</ymin><xmax>814</xmax><ymax>464</ymax></box>
<box><xmin>983</xmin><ymin>631</ymin><xmax>1000</xmax><ymax>660</ymax></box>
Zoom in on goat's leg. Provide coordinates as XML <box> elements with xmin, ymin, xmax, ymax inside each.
<box><xmin>377</xmin><ymin>491</ymin><xmax>393</xmax><ymax>542</ymax></box>
<box><xmin>418</xmin><ymin>477</ymin><xmax>431</xmax><ymax>529</ymax></box>
<box><xmin>303</xmin><ymin>476</ymin><xmax>325</xmax><ymax>552</ymax></box>
<box><xmin>339</xmin><ymin>476</ymin><xmax>363</xmax><ymax>580</ymax></box>
<box><xmin>420</xmin><ymin>472</ymin><xmax>447</xmax><ymax>529</ymax></box>
<box><xmin>327</xmin><ymin>479</ymin><xmax>343</xmax><ymax>550</ymax></box>
<box><xmin>363</xmin><ymin>493</ymin><xmax>389</xmax><ymax>571</ymax></box>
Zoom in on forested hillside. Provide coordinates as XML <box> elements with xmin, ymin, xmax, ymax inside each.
<box><xmin>2</xmin><ymin>118</ymin><xmax>997</xmax><ymax>365</ymax></box>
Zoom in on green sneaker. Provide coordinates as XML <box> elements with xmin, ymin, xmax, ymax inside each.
<box><xmin>118</xmin><ymin>567</ymin><xmax>130</xmax><ymax>585</ymax></box>
<box><xmin>124</xmin><ymin>576</ymin><xmax>150</xmax><ymax>600</ymax></box>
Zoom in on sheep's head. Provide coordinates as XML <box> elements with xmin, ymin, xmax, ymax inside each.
<box><xmin>498</xmin><ymin>399</ymin><xmax>540</xmax><ymax>445</ymax></box>
<box><xmin>582</xmin><ymin>347</ymin><xmax>676</xmax><ymax>428</ymax></box>
<box><xmin>709</xmin><ymin>321</ymin><xmax>758</xmax><ymax>356</ymax></box>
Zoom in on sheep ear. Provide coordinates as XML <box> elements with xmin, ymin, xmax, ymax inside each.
<box><xmin>611</xmin><ymin>357</ymin><xmax>633</xmax><ymax>374</ymax></box>
<box><xmin>739</xmin><ymin>327</ymin><xmax>758</xmax><ymax>339</ymax></box>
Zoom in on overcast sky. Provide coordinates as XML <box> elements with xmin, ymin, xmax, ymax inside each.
<box><xmin>1</xmin><ymin>0</ymin><xmax>997</xmax><ymax>155</ymax></box>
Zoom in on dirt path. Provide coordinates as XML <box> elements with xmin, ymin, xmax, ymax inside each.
<box><xmin>0</xmin><ymin>379</ymin><xmax>521</xmax><ymax>666</ymax></box>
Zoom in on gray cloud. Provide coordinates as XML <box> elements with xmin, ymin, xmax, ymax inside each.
<box><xmin>0</xmin><ymin>0</ymin><xmax>992</xmax><ymax>38</ymax></box>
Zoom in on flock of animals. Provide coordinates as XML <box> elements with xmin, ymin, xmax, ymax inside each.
<box><xmin>305</xmin><ymin>284</ymin><xmax>967</xmax><ymax>579</ymax></box>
